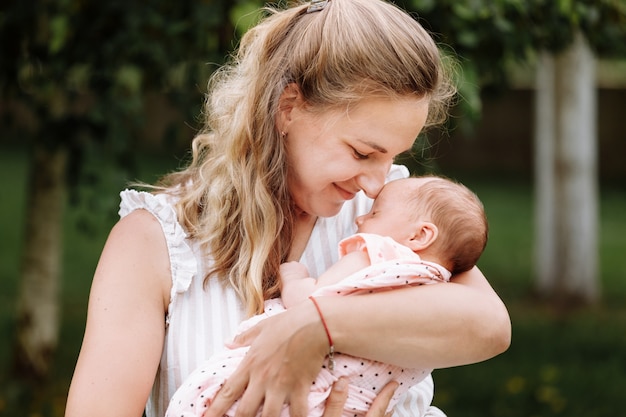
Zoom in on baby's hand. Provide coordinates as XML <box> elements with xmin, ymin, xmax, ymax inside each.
<box><xmin>279</xmin><ymin>261</ymin><xmax>310</xmax><ymax>284</ymax></box>
<box><xmin>280</xmin><ymin>262</ymin><xmax>316</xmax><ymax>308</ymax></box>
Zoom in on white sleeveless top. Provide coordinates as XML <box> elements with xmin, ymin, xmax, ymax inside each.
<box><xmin>118</xmin><ymin>165</ymin><xmax>445</xmax><ymax>417</ymax></box>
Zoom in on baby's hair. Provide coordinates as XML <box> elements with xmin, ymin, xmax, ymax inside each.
<box><xmin>408</xmin><ymin>176</ymin><xmax>488</xmax><ymax>274</ymax></box>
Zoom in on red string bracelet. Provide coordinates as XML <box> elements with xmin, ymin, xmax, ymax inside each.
<box><xmin>309</xmin><ymin>296</ymin><xmax>335</xmax><ymax>371</ymax></box>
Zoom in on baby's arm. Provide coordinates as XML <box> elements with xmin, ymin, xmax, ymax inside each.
<box><xmin>280</xmin><ymin>250</ymin><xmax>371</xmax><ymax>308</ymax></box>
<box><xmin>279</xmin><ymin>262</ymin><xmax>316</xmax><ymax>308</ymax></box>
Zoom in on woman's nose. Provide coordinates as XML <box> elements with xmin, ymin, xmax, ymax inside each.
<box><xmin>357</xmin><ymin>163</ymin><xmax>389</xmax><ymax>199</ymax></box>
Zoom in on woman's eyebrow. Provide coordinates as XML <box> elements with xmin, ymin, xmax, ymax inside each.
<box><xmin>357</xmin><ymin>139</ymin><xmax>388</xmax><ymax>154</ymax></box>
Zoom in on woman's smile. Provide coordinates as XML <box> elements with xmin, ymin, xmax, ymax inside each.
<box><xmin>334</xmin><ymin>183</ymin><xmax>357</xmax><ymax>201</ymax></box>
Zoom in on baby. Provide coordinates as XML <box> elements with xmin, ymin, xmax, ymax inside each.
<box><xmin>165</xmin><ymin>175</ymin><xmax>488</xmax><ymax>417</ymax></box>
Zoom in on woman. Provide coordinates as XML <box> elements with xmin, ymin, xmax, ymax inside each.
<box><xmin>65</xmin><ymin>1</ymin><xmax>511</xmax><ymax>416</ymax></box>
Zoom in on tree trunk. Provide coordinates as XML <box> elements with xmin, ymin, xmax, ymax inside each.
<box><xmin>13</xmin><ymin>144</ymin><xmax>67</xmax><ymax>380</ymax></box>
<box><xmin>534</xmin><ymin>51</ymin><xmax>557</xmax><ymax>294</ymax></box>
<box><xmin>534</xmin><ymin>31</ymin><xmax>599</xmax><ymax>304</ymax></box>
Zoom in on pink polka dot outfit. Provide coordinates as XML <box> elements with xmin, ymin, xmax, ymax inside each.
<box><xmin>165</xmin><ymin>233</ymin><xmax>451</xmax><ymax>417</ymax></box>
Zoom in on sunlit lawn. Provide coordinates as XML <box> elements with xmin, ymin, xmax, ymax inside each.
<box><xmin>1</xmin><ymin>146</ymin><xmax>625</xmax><ymax>416</ymax></box>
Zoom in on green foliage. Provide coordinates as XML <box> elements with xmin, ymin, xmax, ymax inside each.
<box><xmin>409</xmin><ymin>0</ymin><xmax>626</xmax><ymax>76</ymax></box>
<box><xmin>404</xmin><ymin>0</ymin><xmax>626</xmax><ymax>121</ymax></box>
<box><xmin>230</xmin><ymin>0</ymin><xmax>265</xmax><ymax>37</ymax></box>
<box><xmin>3</xmin><ymin>0</ymin><xmax>623</xmax><ymax>163</ymax></box>
<box><xmin>0</xmin><ymin>0</ymin><xmax>239</xmax><ymax>200</ymax></box>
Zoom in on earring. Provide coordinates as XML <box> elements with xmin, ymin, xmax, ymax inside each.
<box><xmin>281</xmin><ymin>131</ymin><xmax>286</xmax><ymax>138</ymax></box>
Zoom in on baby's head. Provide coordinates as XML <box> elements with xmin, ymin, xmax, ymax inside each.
<box><xmin>356</xmin><ymin>176</ymin><xmax>488</xmax><ymax>274</ymax></box>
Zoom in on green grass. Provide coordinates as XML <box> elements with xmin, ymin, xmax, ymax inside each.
<box><xmin>433</xmin><ymin>306</ymin><xmax>626</xmax><ymax>416</ymax></box>
<box><xmin>1</xmin><ymin>147</ymin><xmax>625</xmax><ymax>416</ymax></box>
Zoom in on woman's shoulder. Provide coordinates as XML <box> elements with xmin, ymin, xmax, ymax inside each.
<box><xmin>96</xmin><ymin>207</ymin><xmax>172</xmax><ymax>311</ymax></box>
<box><xmin>108</xmin><ymin>203</ymin><xmax>172</xmax><ymax>274</ymax></box>
<box><xmin>113</xmin><ymin>205</ymin><xmax>164</xmax><ymax>238</ymax></box>
<box><xmin>119</xmin><ymin>189</ymin><xmax>176</xmax><ymax>220</ymax></box>
<box><xmin>118</xmin><ymin>189</ymin><xmax>188</xmax><ymax>250</ymax></box>
<box><xmin>117</xmin><ymin>189</ymin><xmax>198</xmax><ymax>306</ymax></box>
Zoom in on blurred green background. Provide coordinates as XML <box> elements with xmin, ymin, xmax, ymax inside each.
<box><xmin>1</xmin><ymin>0</ymin><xmax>625</xmax><ymax>416</ymax></box>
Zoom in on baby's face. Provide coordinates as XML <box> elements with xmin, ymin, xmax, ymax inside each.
<box><xmin>355</xmin><ymin>178</ymin><xmax>426</xmax><ymax>244</ymax></box>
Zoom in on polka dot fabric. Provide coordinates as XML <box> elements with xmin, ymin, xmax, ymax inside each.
<box><xmin>165</xmin><ymin>233</ymin><xmax>451</xmax><ymax>417</ymax></box>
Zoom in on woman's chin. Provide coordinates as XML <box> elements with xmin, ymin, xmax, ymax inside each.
<box><xmin>316</xmin><ymin>202</ymin><xmax>345</xmax><ymax>218</ymax></box>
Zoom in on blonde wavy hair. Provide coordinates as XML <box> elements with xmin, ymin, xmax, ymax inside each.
<box><xmin>156</xmin><ymin>0</ymin><xmax>457</xmax><ymax>316</ymax></box>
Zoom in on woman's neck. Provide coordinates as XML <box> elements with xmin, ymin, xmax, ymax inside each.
<box><xmin>288</xmin><ymin>211</ymin><xmax>317</xmax><ymax>262</ymax></box>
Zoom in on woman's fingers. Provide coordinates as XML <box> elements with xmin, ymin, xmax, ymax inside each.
<box><xmin>230</xmin><ymin>383</ymin><xmax>267</xmax><ymax>417</ymax></box>
<box><xmin>258</xmin><ymin>394</ymin><xmax>284</xmax><ymax>417</ymax></box>
<box><xmin>322</xmin><ymin>378</ymin><xmax>349</xmax><ymax>417</ymax></box>
<box><xmin>366</xmin><ymin>381</ymin><xmax>398</xmax><ymax>417</ymax></box>
<box><xmin>208</xmin><ymin>303</ymin><xmax>328</xmax><ymax>417</ymax></box>
<box><xmin>284</xmin><ymin>384</ymin><xmax>310</xmax><ymax>417</ymax></box>
<box><xmin>226</xmin><ymin>324</ymin><xmax>260</xmax><ymax>349</ymax></box>
<box><xmin>202</xmin><ymin>372</ymin><xmax>248</xmax><ymax>417</ymax></box>
<box><xmin>322</xmin><ymin>378</ymin><xmax>398</xmax><ymax>417</ymax></box>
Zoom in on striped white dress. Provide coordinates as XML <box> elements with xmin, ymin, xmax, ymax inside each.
<box><xmin>118</xmin><ymin>164</ymin><xmax>446</xmax><ymax>417</ymax></box>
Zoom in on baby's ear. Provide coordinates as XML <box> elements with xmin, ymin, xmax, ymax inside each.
<box><xmin>407</xmin><ymin>222</ymin><xmax>438</xmax><ymax>251</ymax></box>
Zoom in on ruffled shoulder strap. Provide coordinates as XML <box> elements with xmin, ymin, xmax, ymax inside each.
<box><xmin>119</xmin><ymin>189</ymin><xmax>197</xmax><ymax>323</ymax></box>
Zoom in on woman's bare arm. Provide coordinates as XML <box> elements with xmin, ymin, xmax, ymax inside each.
<box><xmin>204</xmin><ymin>266</ymin><xmax>509</xmax><ymax>417</ymax></box>
<box><xmin>322</xmin><ymin>266</ymin><xmax>511</xmax><ymax>369</ymax></box>
<box><xmin>65</xmin><ymin>210</ymin><xmax>171</xmax><ymax>417</ymax></box>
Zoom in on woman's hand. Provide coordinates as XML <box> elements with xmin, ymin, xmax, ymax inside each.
<box><xmin>203</xmin><ymin>300</ymin><xmax>328</xmax><ymax>417</ymax></box>
<box><xmin>323</xmin><ymin>378</ymin><xmax>398</xmax><ymax>417</ymax></box>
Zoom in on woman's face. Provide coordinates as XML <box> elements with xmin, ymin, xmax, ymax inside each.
<box><xmin>281</xmin><ymin>95</ymin><xmax>429</xmax><ymax>218</ymax></box>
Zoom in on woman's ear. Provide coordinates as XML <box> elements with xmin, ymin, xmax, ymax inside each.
<box><xmin>407</xmin><ymin>221</ymin><xmax>438</xmax><ymax>252</ymax></box>
<box><xmin>276</xmin><ymin>83</ymin><xmax>302</xmax><ymax>133</ymax></box>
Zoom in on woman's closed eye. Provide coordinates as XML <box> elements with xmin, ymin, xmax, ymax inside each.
<box><xmin>352</xmin><ymin>147</ymin><xmax>370</xmax><ymax>160</ymax></box>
